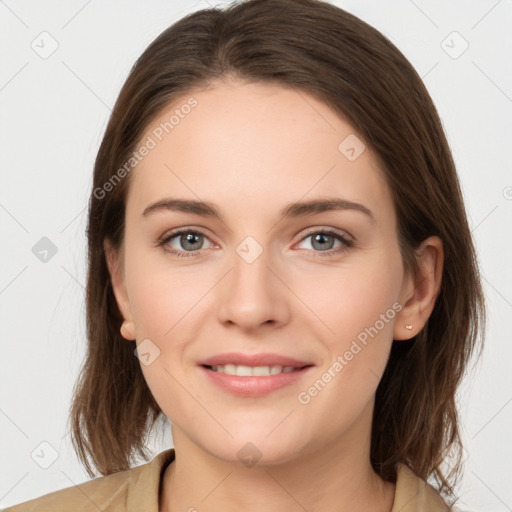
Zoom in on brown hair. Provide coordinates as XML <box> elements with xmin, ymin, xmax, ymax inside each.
<box><xmin>69</xmin><ymin>0</ymin><xmax>486</xmax><ymax>503</ymax></box>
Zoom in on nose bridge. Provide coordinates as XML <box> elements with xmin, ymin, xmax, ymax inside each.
<box><xmin>231</xmin><ymin>233</ymin><xmax>274</xmax><ymax>297</ymax></box>
<box><xmin>217</xmin><ymin>233</ymin><xmax>289</xmax><ymax>328</ymax></box>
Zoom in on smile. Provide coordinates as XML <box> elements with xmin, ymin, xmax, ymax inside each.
<box><xmin>207</xmin><ymin>364</ymin><xmax>301</xmax><ymax>376</ymax></box>
<box><xmin>199</xmin><ymin>364</ymin><xmax>314</xmax><ymax>397</ymax></box>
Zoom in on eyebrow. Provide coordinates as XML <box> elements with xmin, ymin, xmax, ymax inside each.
<box><xmin>142</xmin><ymin>197</ymin><xmax>375</xmax><ymax>223</ymax></box>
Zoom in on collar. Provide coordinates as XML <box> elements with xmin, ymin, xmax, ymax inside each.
<box><xmin>126</xmin><ymin>449</ymin><xmax>448</xmax><ymax>511</ymax></box>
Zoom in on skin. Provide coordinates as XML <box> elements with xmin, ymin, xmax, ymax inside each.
<box><xmin>105</xmin><ymin>77</ymin><xmax>443</xmax><ymax>512</ymax></box>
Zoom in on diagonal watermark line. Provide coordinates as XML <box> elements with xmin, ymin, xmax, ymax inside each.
<box><xmin>0</xmin><ymin>265</ymin><xmax>28</xmax><ymax>296</ymax></box>
<box><xmin>60</xmin><ymin>471</ymin><xmax>104</xmax><ymax>511</ymax></box>
<box><xmin>0</xmin><ymin>203</ymin><xmax>29</xmax><ymax>232</ymax></box>
<box><xmin>265</xmin><ymin>470</ymin><xmax>308</xmax><ymax>511</ymax></box>
<box><xmin>0</xmin><ymin>62</ymin><xmax>29</xmax><ymax>92</ymax></box>
<box><xmin>395</xmin><ymin>484</ymin><xmax>426</xmax><ymax>512</ymax></box>
<box><xmin>422</xmin><ymin>61</ymin><xmax>439</xmax><ymax>80</ymax></box>
<box><xmin>472</xmin><ymin>61</ymin><xmax>512</xmax><ymax>105</ymax></box>
<box><xmin>483</xmin><ymin>276</ymin><xmax>512</xmax><ymax>308</ymax></box>
<box><xmin>61</xmin><ymin>60</ymin><xmax>112</xmax><ymax>111</ymax></box>
<box><xmin>295</xmin><ymin>88</ymin><xmax>337</xmax><ymax>131</ymax></box>
<box><xmin>471</xmin><ymin>204</ymin><xmax>499</xmax><ymax>232</ymax></box>
<box><xmin>0</xmin><ymin>0</ymin><xmax>29</xmax><ymax>28</ymax></box>
<box><xmin>266</xmin><ymin>265</ymin><xmax>336</xmax><ymax>335</ymax></box>
<box><xmin>471</xmin><ymin>0</ymin><xmax>502</xmax><ymax>30</ymax></box>
<box><xmin>407</xmin><ymin>0</ymin><xmax>439</xmax><ymax>29</ymax></box>
<box><xmin>60</xmin><ymin>426</ymin><xmax>71</xmax><ymax>442</ymax></box>
<box><xmin>162</xmin><ymin>366</ymin><xmax>234</xmax><ymax>438</ymax></box>
<box><xmin>265</xmin><ymin>410</ymin><xmax>294</xmax><ymax>438</ymax></box>
<box><xmin>472</xmin><ymin>470</ymin><xmax>511</xmax><ymax>510</ymax></box>
<box><xmin>0</xmin><ymin>408</ymin><xmax>29</xmax><ymax>438</ymax></box>
<box><xmin>201</xmin><ymin>471</ymin><xmax>234</xmax><ymax>502</ymax></box>
<box><xmin>0</xmin><ymin>472</ymin><xmax>29</xmax><ymax>502</ymax></box>
<box><xmin>472</xmin><ymin>395</ymin><xmax>512</xmax><ymax>439</ymax></box>
<box><xmin>367</xmin><ymin>367</ymin><xmax>380</xmax><ymax>381</ymax></box>
<box><xmin>60</xmin><ymin>205</ymin><xmax>87</xmax><ymax>233</ymax></box>
<box><xmin>61</xmin><ymin>0</ymin><xmax>93</xmax><ymax>29</ymax></box>
<box><xmin>61</xmin><ymin>266</ymin><xmax>85</xmax><ymax>290</ymax></box>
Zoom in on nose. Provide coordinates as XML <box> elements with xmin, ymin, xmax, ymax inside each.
<box><xmin>216</xmin><ymin>244</ymin><xmax>291</xmax><ymax>332</ymax></box>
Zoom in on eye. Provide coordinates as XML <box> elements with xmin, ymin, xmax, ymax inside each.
<box><xmin>157</xmin><ymin>228</ymin><xmax>214</xmax><ymax>257</ymax></box>
<box><xmin>295</xmin><ymin>228</ymin><xmax>354</xmax><ymax>257</ymax></box>
<box><xmin>157</xmin><ymin>227</ymin><xmax>354</xmax><ymax>258</ymax></box>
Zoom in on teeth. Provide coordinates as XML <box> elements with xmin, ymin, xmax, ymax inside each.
<box><xmin>210</xmin><ymin>364</ymin><xmax>298</xmax><ymax>376</ymax></box>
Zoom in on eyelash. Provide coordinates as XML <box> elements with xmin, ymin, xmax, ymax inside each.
<box><xmin>156</xmin><ymin>227</ymin><xmax>355</xmax><ymax>258</ymax></box>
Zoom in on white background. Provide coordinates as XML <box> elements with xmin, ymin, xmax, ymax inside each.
<box><xmin>1</xmin><ymin>0</ymin><xmax>511</xmax><ymax>510</ymax></box>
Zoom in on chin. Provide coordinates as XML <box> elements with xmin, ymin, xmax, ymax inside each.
<box><xmin>202</xmin><ymin>433</ymin><xmax>307</xmax><ymax>468</ymax></box>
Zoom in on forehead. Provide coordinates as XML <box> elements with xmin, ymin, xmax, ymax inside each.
<box><xmin>126</xmin><ymin>80</ymin><xmax>393</xmax><ymax>225</ymax></box>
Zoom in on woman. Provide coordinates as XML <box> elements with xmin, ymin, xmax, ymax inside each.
<box><xmin>6</xmin><ymin>0</ymin><xmax>485</xmax><ymax>510</ymax></box>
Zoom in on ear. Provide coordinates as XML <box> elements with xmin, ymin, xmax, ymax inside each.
<box><xmin>104</xmin><ymin>238</ymin><xmax>136</xmax><ymax>340</ymax></box>
<box><xmin>393</xmin><ymin>236</ymin><xmax>444</xmax><ymax>340</ymax></box>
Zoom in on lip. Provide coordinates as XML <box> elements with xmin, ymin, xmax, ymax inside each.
<box><xmin>198</xmin><ymin>365</ymin><xmax>314</xmax><ymax>397</ymax></box>
<box><xmin>197</xmin><ymin>352</ymin><xmax>313</xmax><ymax>368</ymax></box>
<box><xmin>196</xmin><ymin>352</ymin><xmax>315</xmax><ymax>398</ymax></box>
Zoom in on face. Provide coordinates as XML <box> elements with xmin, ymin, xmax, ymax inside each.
<box><xmin>108</xmin><ymin>79</ymin><xmax>413</xmax><ymax>466</ymax></box>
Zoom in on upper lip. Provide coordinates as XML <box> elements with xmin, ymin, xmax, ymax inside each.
<box><xmin>197</xmin><ymin>352</ymin><xmax>314</xmax><ymax>368</ymax></box>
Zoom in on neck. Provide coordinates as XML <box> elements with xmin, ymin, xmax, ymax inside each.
<box><xmin>159</xmin><ymin>404</ymin><xmax>395</xmax><ymax>512</ymax></box>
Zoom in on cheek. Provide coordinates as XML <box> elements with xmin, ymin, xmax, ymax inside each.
<box><xmin>126</xmin><ymin>255</ymin><xmax>206</xmax><ymax>425</ymax></box>
<box><xmin>123</xmin><ymin>242</ymin><xmax>224</xmax><ymax>414</ymax></box>
<box><xmin>301</xmin><ymin>251</ymin><xmax>402</xmax><ymax>392</ymax></box>
<box><xmin>298</xmin><ymin>253</ymin><xmax>401</xmax><ymax>342</ymax></box>
<box><xmin>125</xmin><ymin>240</ymin><xmax>205</xmax><ymax>338</ymax></box>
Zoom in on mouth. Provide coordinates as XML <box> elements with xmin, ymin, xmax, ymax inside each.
<box><xmin>198</xmin><ymin>362</ymin><xmax>315</xmax><ymax>397</ymax></box>
<box><xmin>202</xmin><ymin>363</ymin><xmax>311</xmax><ymax>376</ymax></box>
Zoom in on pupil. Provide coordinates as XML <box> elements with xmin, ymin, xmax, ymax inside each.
<box><xmin>313</xmin><ymin>233</ymin><xmax>334</xmax><ymax>250</ymax></box>
<box><xmin>182</xmin><ymin>233</ymin><xmax>201</xmax><ymax>251</ymax></box>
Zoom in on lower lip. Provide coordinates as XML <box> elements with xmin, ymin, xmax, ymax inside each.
<box><xmin>198</xmin><ymin>365</ymin><xmax>314</xmax><ymax>397</ymax></box>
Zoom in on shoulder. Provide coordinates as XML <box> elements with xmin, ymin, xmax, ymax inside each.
<box><xmin>392</xmin><ymin>463</ymin><xmax>451</xmax><ymax>512</ymax></box>
<box><xmin>3</xmin><ymin>449</ymin><xmax>175</xmax><ymax>512</ymax></box>
<box><xmin>3</xmin><ymin>469</ymin><xmax>135</xmax><ymax>512</ymax></box>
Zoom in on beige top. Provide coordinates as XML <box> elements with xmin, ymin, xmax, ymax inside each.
<box><xmin>4</xmin><ymin>448</ymin><xmax>449</xmax><ymax>511</ymax></box>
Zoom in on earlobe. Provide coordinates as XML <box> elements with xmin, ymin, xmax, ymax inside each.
<box><xmin>120</xmin><ymin>320</ymin><xmax>136</xmax><ymax>341</ymax></box>
<box><xmin>103</xmin><ymin>238</ymin><xmax>135</xmax><ymax>340</ymax></box>
<box><xmin>393</xmin><ymin>236</ymin><xmax>444</xmax><ymax>340</ymax></box>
